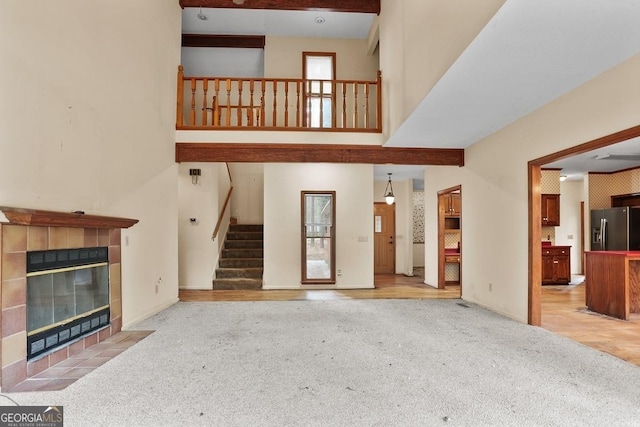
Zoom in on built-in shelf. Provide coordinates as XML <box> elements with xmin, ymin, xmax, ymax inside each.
<box><xmin>0</xmin><ymin>206</ymin><xmax>138</xmax><ymax>229</ymax></box>
<box><xmin>444</xmin><ymin>217</ymin><xmax>460</xmax><ymax>233</ymax></box>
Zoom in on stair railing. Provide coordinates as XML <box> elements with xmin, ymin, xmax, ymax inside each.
<box><xmin>211</xmin><ymin>163</ymin><xmax>233</xmax><ymax>241</ymax></box>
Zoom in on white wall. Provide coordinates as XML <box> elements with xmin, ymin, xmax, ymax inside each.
<box><xmin>556</xmin><ymin>180</ymin><xmax>584</xmax><ymax>274</ymax></box>
<box><xmin>181</xmin><ymin>47</ymin><xmax>264</xmax><ymax>77</ymax></box>
<box><xmin>178</xmin><ymin>163</ymin><xmax>230</xmax><ymax>289</ymax></box>
<box><xmin>229</xmin><ymin>163</ymin><xmax>264</xmax><ymax>224</ymax></box>
<box><xmin>0</xmin><ymin>0</ymin><xmax>182</xmax><ymax>327</ymax></box>
<box><xmin>263</xmin><ymin>163</ymin><xmax>374</xmax><ymax>289</ymax></box>
<box><xmin>264</xmin><ymin>36</ymin><xmax>379</xmax><ymax>80</ymax></box>
<box><xmin>424</xmin><ymin>53</ymin><xmax>640</xmax><ymax>322</ymax></box>
<box><xmin>378</xmin><ymin>0</ymin><xmax>505</xmax><ymax>137</ymax></box>
<box><xmin>413</xmin><ymin>244</ymin><xmax>425</xmax><ymax>268</ymax></box>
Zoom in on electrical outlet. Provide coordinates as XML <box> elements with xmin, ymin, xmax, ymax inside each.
<box><xmin>337</xmin><ymin>269</ymin><xmax>342</xmax><ymax>276</ymax></box>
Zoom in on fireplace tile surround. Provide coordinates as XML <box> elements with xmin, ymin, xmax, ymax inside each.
<box><xmin>0</xmin><ymin>207</ymin><xmax>137</xmax><ymax>391</ymax></box>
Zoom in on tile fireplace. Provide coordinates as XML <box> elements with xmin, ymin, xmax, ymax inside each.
<box><xmin>0</xmin><ymin>207</ymin><xmax>137</xmax><ymax>391</ymax></box>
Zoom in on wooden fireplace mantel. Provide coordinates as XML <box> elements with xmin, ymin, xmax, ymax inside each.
<box><xmin>0</xmin><ymin>206</ymin><xmax>139</xmax><ymax>229</ymax></box>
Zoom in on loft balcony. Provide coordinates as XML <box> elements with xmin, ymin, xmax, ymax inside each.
<box><xmin>176</xmin><ymin>66</ymin><xmax>382</xmax><ymax>133</ymax></box>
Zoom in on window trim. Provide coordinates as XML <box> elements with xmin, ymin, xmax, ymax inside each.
<box><xmin>301</xmin><ymin>190</ymin><xmax>336</xmax><ymax>284</ymax></box>
<box><xmin>302</xmin><ymin>52</ymin><xmax>337</xmax><ymax>128</ymax></box>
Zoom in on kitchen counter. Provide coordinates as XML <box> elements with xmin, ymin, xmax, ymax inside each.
<box><xmin>585</xmin><ymin>251</ymin><xmax>640</xmax><ymax>320</ymax></box>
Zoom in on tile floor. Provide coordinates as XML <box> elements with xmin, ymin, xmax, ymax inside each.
<box><xmin>7</xmin><ymin>330</ymin><xmax>153</xmax><ymax>392</ymax></box>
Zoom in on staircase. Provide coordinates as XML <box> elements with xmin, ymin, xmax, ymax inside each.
<box><xmin>213</xmin><ymin>224</ymin><xmax>263</xmax><ymax>290</ymax></box>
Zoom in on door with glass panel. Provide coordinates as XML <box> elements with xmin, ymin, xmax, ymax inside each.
<box><xmin>302</xmin><ymin>191</ymin><xmax>336</xmax><ymax>284</ymax></box>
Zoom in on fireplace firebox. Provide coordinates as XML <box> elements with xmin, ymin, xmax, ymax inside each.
<box><xmin>26</xmin><ymin>247</ymin><xmax>110</xmax><ymax>359</ymax></box>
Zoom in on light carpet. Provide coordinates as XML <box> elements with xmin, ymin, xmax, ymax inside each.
<box><xmin>4</xmin><ymin>299</ymin><xmax>640</xmax><ymax>426</ymax></box>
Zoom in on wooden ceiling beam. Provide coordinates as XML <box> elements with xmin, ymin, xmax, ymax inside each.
<box><xmin>179</xmin><ymin>0</ymin><xmax>380</xmax><ymax>14</ymax></box>
<box><xmin>175</xmin><ymin>143</ymin><xmax>464</xmax><ymax>166</ymax></box>
<box><xmin>182</xmin><ymin>34</ymin><xmax>265</xmax><ymax>48</ymax></box>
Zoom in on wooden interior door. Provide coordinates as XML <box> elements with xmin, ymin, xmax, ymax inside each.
<box><xmin>374</xmin><ymin>202</ymin><xmax>395</xmax><ymax>274</ymax></box>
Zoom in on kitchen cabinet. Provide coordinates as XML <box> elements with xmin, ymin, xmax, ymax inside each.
<box><xmin>541</xmin><ymin>194</ymin><xmax>560</xmax><ymax>226</ymax></box>
<box><xmin>541</xmin><ymin>245</ymin><xmax>571</xmax><ymax>285</ymax></box>
<box><xmin>443</xmin><ymin>192</ymin><xmax>461</xmax><ymax>217</ymax></box>
<box><xmin>445</xmin><ymin>254</ymin><xmax>461</xmax><ymax>285</ymax></box>
<box><xmin>444</xmin><ymin>217</ymin><xmax>460</xmax><ymax>232</ymax></box>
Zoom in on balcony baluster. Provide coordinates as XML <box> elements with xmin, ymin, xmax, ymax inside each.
<box><xmin>176</xmin><ymin>66</ymin><xmax>381</xmax><ymax>132</ymax></box>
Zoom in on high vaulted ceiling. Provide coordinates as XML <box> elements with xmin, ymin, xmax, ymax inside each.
<box><xmin>181</xmin><ymin>0</ymin><xmax>640</xmax><ymax>182</ymax></box>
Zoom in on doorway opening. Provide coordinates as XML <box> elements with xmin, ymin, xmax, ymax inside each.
<box><xmin>438</xmin><ymin>186</ymin><xmax>462</xmax><ymax>296</ymax></box>
<box><xmin>528</xmin><ymin>124</ymin><xmax>640</xmax><ymax>326</ymax></box>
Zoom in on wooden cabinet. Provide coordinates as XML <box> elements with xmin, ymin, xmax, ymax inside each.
<box><xmin>445</xmin><ymin>253</ymin><xmax>461</xmax><ymax>285</ymax></box>
<box><xmin>541</xmin><ymin>194</ymin><xmax>560</xmax><ymax>226</ymax></box>
<box><xmin>541</xmin><ymin>245</ymin><xmax>571</xmax><ymax>285</ymax></box>
<box><xmin>611</xmin><ymin>193</ymin><xmax>640</xmax><ymax>207</ymax></box>
<box><xmin>585</xmin><ymin>251</ymin><xmax>640</xmax><ymax>320</ymax></box>
<box><xmin>443</xmin><ymin>192</ymin><xmax>461</xmax><ymax>217</ymax></box>
<box><xmin>444</xmin><ymin>216</ymin><xmax>460</xmax><ymax>232</ymax></box>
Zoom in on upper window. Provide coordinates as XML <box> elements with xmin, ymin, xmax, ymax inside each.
<box><xmin>302</xmin><ymin>52</ymin><xmax>336</xmax><ymax>128</ymax></box>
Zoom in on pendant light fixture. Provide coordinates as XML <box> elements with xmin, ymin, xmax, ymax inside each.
<box><xmin>384</xmin><ymin>173</ymin><xmax>395</xmax><ymax>205</ymax></box>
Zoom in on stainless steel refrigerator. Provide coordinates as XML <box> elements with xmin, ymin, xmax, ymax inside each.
<box><xmin>591</xmin><ymin>206</ymin><xmax>640</xmax><ymax>251</ymax></box>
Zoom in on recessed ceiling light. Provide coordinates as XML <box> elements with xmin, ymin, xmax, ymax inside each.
<box><xmin>315</xmin><ymin>16</ymin><xmax>325</xmax><ymax>24</ymax></box>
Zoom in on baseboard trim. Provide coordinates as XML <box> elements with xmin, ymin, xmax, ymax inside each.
<box><xmin>123</xmin><ymin>297</ymin><xmax>179</xmax><ymax>329</ymax></box>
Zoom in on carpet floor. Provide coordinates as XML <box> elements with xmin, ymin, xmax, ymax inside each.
<box><xmin>4</xmin><ymin>299</ymin><xmax>640</xmax><ymax>426</ymax></box>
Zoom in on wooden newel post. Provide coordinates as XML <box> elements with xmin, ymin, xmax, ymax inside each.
<box><xmin>176</xmin><ymin>65</ymin><xmax>184</xmax><ymax>127</ymax></box>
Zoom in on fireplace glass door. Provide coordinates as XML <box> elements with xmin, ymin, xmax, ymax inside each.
<box><xmin>27</xmin><ymin>265</ymin><xmax>109</xmax><ymax>333</ymax></box>
<box><xmin>26</xmin><ymin>247</ymin><xmax>110</xmax><ymax>359</ymax></box>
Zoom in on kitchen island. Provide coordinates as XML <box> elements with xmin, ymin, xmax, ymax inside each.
<box><xmin>585</xmin><ymin>251</ymin><xmax>640</xmax><ymax>320</ymax></box>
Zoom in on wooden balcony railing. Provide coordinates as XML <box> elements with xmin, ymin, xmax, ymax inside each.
<box><xmin>176</xmin><ymin>66</ymin><xmax>382</xmax><ymax>132</ymax></box>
